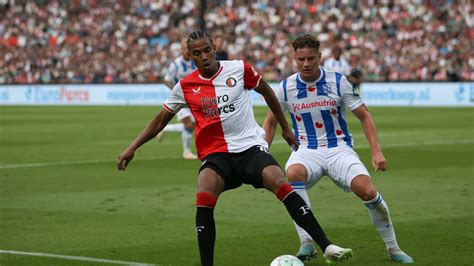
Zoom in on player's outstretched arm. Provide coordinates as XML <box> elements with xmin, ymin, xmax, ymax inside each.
<box><xmin>262</xmin><ymin>111</ymin><xmax>278</xmax><ymax>147</ymax></box>
<box><xmin>254</xmin><ymin>80</ymin><xmax>298</xmax><ymax>151</ymax></box>
<box><xmin>352</xmin><ymin>105</ymin><xmax>387</xmax><ymax>171</ymax></box>
<box><xmin>117</xmin><ymin>109</ymin><xmax>175</xmax><ymax>171</ymax></box>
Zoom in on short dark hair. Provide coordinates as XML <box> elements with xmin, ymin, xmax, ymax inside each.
<box><xmin>187</xmin><ymin>30</ymin><xmax>213</xmax><ymax>50</ymax></box>
<box><xmin>292</xmin><ymin>34</ymin><xmax>320</xmax><ymax>51</ymax></box>
<box><xmin>332</xmin><ymin>46</ymin><xmax>342</xmax><ymax>54</ymax></box>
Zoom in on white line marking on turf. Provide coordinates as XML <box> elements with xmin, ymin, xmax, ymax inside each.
<box><xmin>367</xmin><ymin>139</ymin><xmax>474</xmax><ymax>148</ymax></box>
<box><xmin>0</xmin><ymin>250</ymin><xmax>155</xmax><ymax>265</ymax></box>
<box><xmin>0</xmin><ymin>155</ymin><xmax>182</xmax><ymax>169</ymax></box>
<box><xmin>0</xmin><ymin>139</ymin><xmax>472</xmax><ymax>170</ymax></box>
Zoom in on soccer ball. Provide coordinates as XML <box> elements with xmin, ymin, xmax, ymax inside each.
<box><xmin>270</xmin><ymin>255</ymin><xmax>304</xmax><ymax>266</ymax></box>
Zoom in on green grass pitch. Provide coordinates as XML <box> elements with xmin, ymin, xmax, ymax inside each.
<box><xmin>0</xmin><ymin>106</ymin><xmax>473</xmax><ymax>265</ymax></box>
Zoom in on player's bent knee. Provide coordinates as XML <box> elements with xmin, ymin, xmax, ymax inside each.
<box><xmin>362</xmin><ymin>187</ymin><xmax>378</xmax><ymax>201</ymax></box>
<box><xmin>262</xmin><ymin>166</ymin><xmax>287</xmax><ymax>193</ymax></box>
<box><xmin>184</xmin><ymin>123</ymin><xmax>194</xmax><ymax>131</ymax></box>
<box><xmin>286</xmin><ymin>164</ymin><xmax>308</xmax><ymax>182</ymax></box>
<box><xmin>196</xmin><ymin>192</ymin><xmax>217</xmax><ymax>208</ymax></box>
<box><xmin>182</xmin><ymin>117</ymin><xmax>195</xmax><ymax>130</ymax></box>
<box><xmin>351</xmin><ymin>174</ymin><xmax>378</xmax><ymax>200</ymax></box>
<box><xmin>197</xmin><ymin>168</ymin><xmax>225</xmax><ymax>196</ymax></box>
<box><xmin>354</xmin><ymin>184</ymin><xmax>377</xmax><ymax>201</ymax></box>
<box><xmin>286</xmin><ymin>170</ymin><xmax>306</xmax><ymax>182</ymax></box>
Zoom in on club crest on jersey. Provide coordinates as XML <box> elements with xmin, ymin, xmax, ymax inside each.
<box><xmin>226</xmin><ymin>77</ymin><xmax>237</xmax><ymax>87</ymax></box>
<box><xmin>320</xmin><ymin>83</ymin><xmax>332</xmax><ymax>94</ymax></box>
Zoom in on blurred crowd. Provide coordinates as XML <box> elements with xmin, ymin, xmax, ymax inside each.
<box><xmin>1</xmin><ymin>0</ymin><xmax>472</xmax><ymax>84</ymax></box>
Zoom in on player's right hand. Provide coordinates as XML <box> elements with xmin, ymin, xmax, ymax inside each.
<box><xmin>281</xmin><ymin>128</ymin><xmax>299</xmax><ymax>151</ymax></box>
<box><xmin>117</xmin><ymin>148</ymin><xmax>135</xmax><ymax>171</ymax></box>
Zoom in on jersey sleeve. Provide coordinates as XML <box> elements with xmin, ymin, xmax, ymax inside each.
<box><xmin>340</xmin><ymin>75</ymin><xmax>364</xmax><ymax>110</ymax></box>
<box><xmin>163</xmin><ymin>82</ymin><xmax>187</xmax><ymax>113</ymax></box>
<box><xmin>243</xmin><ymin>61</ymin><xmax>262</xmax><ymax>89</ymax></box>
<box><xmin>164</xmin><ymin>62</ymin><xmax>178</xmax><ymax>85</ymax></box>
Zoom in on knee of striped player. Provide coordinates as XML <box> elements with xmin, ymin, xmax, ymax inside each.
<box><xmin>183</xmin><ymin>120</ymin><xmax>195</xmax><ymax>131</ymax></box>
<box><xmin>286</xmin><ymin>168</ymin><xmax>307</xmax><ymax>183</ymax></box>
<box><xmin>359</xmin><ymin>186</ymin><xmax>378</xmax><ymax>202</ymax></box>
<box><xmin>276</xmin><ymin>182</ymin><xmax>295</xmax><ymax>201</ymax></box>
<box><xmin>196</xmin><ymin>192</ymin><xmax>217</xmax><ymax>208</ymax></box>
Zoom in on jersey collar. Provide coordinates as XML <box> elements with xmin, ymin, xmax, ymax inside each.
<box><xmin>199</xmin><ymin>65</ymin><xmax>223</xmax><ymax>81</ymax></box>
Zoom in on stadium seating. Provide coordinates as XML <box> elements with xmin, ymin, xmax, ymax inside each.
<box><xmin>0</xmin><ymin>0</ymin><xmax>471</xmax><ymax>84</ymax></box>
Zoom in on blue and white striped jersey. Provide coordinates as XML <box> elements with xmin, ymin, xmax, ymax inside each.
<box><xmin>164</xmin><ymin>56</ymin><xmax>197</xmax><ymax>86</ymax></box>
<box><xmin>276</xmin><ymin>68</ymin><xmax>364</xmax><ymax>149</ymax></box>
<box><xmin>323</xmin><ymin>58</ymin><xmax>351</xmax><ymax>76</ymax></box>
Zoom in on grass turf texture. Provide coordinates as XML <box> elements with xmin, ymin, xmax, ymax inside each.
<box><xmin>0</xmin><ymin>106</ymin><xmax>473</xmax><ymax>265</ymax></box>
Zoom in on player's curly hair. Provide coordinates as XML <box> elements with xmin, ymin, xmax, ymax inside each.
<box><xmin>187</xmin><ymin>30</ymin><xmax>213</xmax><ymax>50</ymax></box>
<box><xmin>292</xmin><ymin>34</ymin><xmax>320</xmax><ymax>51</ymax></box>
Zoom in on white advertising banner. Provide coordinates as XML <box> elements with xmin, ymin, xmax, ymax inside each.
<box><xmin>361</xmin><ymin>82</ymin><xmax>474</xmax><ymax>107</ymax></box>
<box><xmin>0</xmin><ymin>84</ymin><xmax>170</xmax><ymax>105</ymax></box>
<box><xmin>0</xmin><ymin>82</ymin><xmax>473</xmax><ymax>107</ymax></box>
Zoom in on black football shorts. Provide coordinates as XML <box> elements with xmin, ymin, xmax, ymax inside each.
<box><xmin>199</xmin><ymin>145</ymin><xmax>280</xmax><ymax>191</ymax></box>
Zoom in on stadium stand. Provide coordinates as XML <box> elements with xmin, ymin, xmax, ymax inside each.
<box><xmin>0</xmin><ymin>0</ymin><xmax>472</xmax><ymax>84</ymax></box>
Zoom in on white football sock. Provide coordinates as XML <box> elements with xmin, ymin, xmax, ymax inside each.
<box><xmin>182</xmin><ymin>128</ymin><xmax>193</xmax><ymax>153</ymax></box>
<box><xmin>163</xmin><ymin>123</ymin><xmax>184</xmax><ymax>132</ymax></box>
<box><xmin>363</xmin><ymin>192</ymin><xmax>399</xmax><ymax>250</ymax></box>
<box><xmin>289</xmin><ymin>182</ymin><xmax>313</xmax><ymax>245</ymax></box>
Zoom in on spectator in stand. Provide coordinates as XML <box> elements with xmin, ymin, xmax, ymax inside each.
<box><xmin>213</xmin><ymin>34</ymin><xmax>228</xmax><ymax>60</ymax></box>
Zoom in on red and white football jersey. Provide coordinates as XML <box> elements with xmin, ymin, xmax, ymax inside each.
<box><xmin>163</xmin><ymin>60</ymin><xmax>268</xmax><ymax>160</ymax></box>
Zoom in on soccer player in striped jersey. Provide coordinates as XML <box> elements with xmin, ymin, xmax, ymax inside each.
<box><xmin>158</xmin><ymin>38</ymin><xmax>198</xmax><ymax>160</ymax></box>
<box><xmin>323</xmin><ymin>45</ymin><xmax>351</xmax><ymax>76</ymax></box>
<box><xmin>118</xmin><ymin>30</ymin><xmax>352</xmax><ymax>266</ymax></box>
<box><xmin>263</xmin><ymin>34</ymin><xmax>413</xmax><ymax>264</ymax></box>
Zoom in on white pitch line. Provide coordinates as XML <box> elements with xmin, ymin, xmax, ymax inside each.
<box><xmin>369</xmin><ymin>139</ymin><xmax>474</xmax><ymax>149</ymax></box>
<box><xmin>0</xmin><ymin>155</ymin><xmax>181</xmax><ymax>170</ymax></box>
<box><xmin>0</xmin><ymin>249</ymin><xmax>155</xmax><ymax>265</ymax></box>
<box><xmin>0</xmin><ymin>139</ymin><xmax>473</xmax><ymax>170</ymax></box>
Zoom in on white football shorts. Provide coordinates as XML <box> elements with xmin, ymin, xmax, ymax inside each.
<box><xmin>285</xmin><ymin>145</ymin><xmax>370</xmax><ymax>192</ymax></box>
<box><xmin>176</xmin><ymin>108</ymin><xmax>194</xmax><ymax>121</ymax></box>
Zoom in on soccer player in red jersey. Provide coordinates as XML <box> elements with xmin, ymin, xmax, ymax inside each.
<box><xmin>117</xmin><ymin>30</ymin><xmax>351</xmax><ymax>266</ymax></box>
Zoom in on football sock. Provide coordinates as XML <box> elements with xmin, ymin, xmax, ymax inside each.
<box><xmin>363</xmin><ymin>192</ymin><xmax>399</xmax><ymax>250</ymax></box>
<box><xmin>196</xmin><ymin>192</ymin><xmax>217</xmax><ymax>266</ymax></box>
<box><xmin>163</xmin><ymin>123</ymin><xmax>184</xmax><ymax>132</ymax></box>
<box><xmin>289</xmin><ymin>182</ymin><xmax>313</xmax><ymax>245</ymax></box>
<box><xmin>182</xmin><ymin>127</ymin><xmax>193</xmax><ymax>153</ymax></box>
<box><xmin>278</xmin><ymin>183</ymin><xmax>331</xmax><ymax>252</ymax></box>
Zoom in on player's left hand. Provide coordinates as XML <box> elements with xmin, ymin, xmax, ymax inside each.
<box><xmin>372</xmin><ymin>152</ymin><xmax>387</xmax><ymax>171</ymax></box>
<box><xmin>281</xmin><ymin>128</ymin><xmax>299</xmax><ymax>151</ymax></box>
